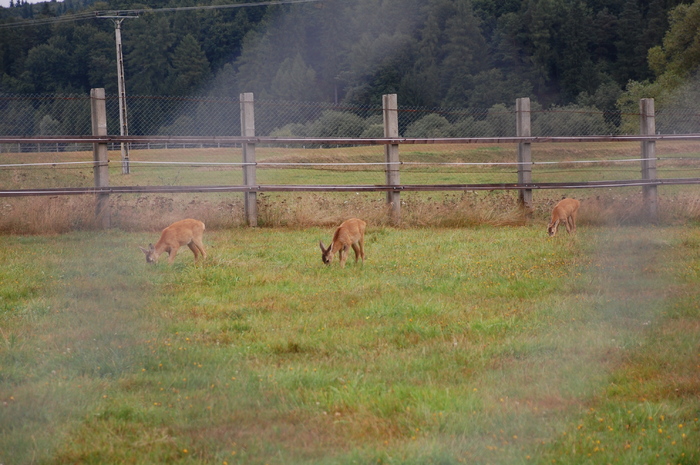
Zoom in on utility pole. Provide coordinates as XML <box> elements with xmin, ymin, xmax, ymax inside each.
<box><xmin>98</xmin><ymin>14</ymin><xmax>138</xmax><ymax>174</ymax></box>
<box><xmin>114</xmin><ymin>18</ymin><xmax>130</xmax><ymax>174</ymax></box>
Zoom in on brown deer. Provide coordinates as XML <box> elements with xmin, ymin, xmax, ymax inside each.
<box><xmin>140</xmin><ymin>219</ymin><xmax>206</xmax><ymax>264</ymax></box>
<box><xmin>547</xmin><ymin>198</ymin><xmax>580</xmax><ymax>237</ymax></box>
<box><xmin>319</xmin><ymin>218</ymin><xmax>366</xmax><ymax>268</ymax></box>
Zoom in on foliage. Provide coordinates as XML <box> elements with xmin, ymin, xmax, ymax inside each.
<box><xmin>304</xmin><ymin>110</ymin><xmax>368</xmax><ymax>138</ymax></box>
<box><xmin>0</xmin><ymin>0</ymin><xmax>695</xmax><ymax>115</ymax></box>
<box><xmin>404</xmin><ymin>113</ymin><xmax>452</xmax><ymax>138</ymax></box>
<box><xmin>532</xmin><ymin>104</ymin><xmax>615</xmax><ymax>136</ymax></box>
<box><xmin>618</xmin><ymin>0</ymin><xmax>700</xmax><ymax>121</ymax></box>
<box><xmin>647</xmin><ymin>1</ymin><xmax>700</xmax><ymax>79</ymax></box>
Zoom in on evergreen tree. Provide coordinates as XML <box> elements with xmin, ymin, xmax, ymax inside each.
<box><xmin>270</xmin><ymin>53</ymin><xmax>318</xmax><ymax>101</ymax></box>
<box><xmin>556</xmin><ymin>1</ymin><xmax>600</xmax><ymax>101</ymax></box>
<box><xmin>590</xmin><ymin>8</ymin><xmax>618</xmax><ymax>70</ymax></box>
<box><xmin>0</xmin><ymin>0</ymin><xmax>695</xmax><ymax>114</ymax></box>
<box><xmin>23</xmin><ymin>42</ymin><xmax>69</xmax><ymax>92</ymax></box>
<box><xmin>441</xmin><ymin>0</ymin><xmax>489</xmax><ymax>106</ymax></box>
<box><xmin>171</xmin><ymin>33</ymin><xmax>210</xmax><ymax>95</ymax></box>
<box><xmin>124</xmin><ymin>15</ymin><xmax>176</xmax><ymax>95</ymax></box>
<box><xmin>613</xmin><ymin>0</ymin><xmax>650</xmax><ymax>83</ymax></box>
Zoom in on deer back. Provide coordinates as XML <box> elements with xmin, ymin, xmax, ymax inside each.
<box><xmin>332</xmin><ymin>218</ymin><xmax>366</xmax><ymax>252</ymax></box>
<box><xmin>552</xmin><ymin>198</ymin><xmax>580</xmax><ymax>221</ymax></box>
<box><xmin>156</xmin><ymin>219</ymin><xmax>205</xmax><ymax>252</ymax></box>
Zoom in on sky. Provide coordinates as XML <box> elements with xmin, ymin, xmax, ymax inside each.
<box><xmin>0</xmin><ymin>0</ymin><xmax>48</xmax><ymax>8</ymax></box>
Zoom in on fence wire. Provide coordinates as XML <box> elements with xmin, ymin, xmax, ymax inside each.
<box><xmin>2</xmin><ymin>93</ymin><xmax>700</xmax><ymax>142</ymax></box>
<box><xmin>1</xmin><ymin>93</ymin><xmax>700</xmax><ymax>193</ymax></box>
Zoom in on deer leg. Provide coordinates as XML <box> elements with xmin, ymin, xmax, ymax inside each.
<box><xmin>351</xmin><ymin>243</ymin><xmax>361</xmax><ymax>263</ymax></box>
<box><xmin>195</xmin><ymin>240</ymin><xmax>207</xmax><ymax>259</ymax></box>
<box><xmin>188</xmin><ymin>242</ymin><xmax>200</xmax><ymax>260</ymax></box>
<box><xmin>167</xmin><ymin>247</ymin><xmax>178</xmax><ymax>264</ymax></box>
<box><xmin>339</xmin><ymin>245</ymin><xmax>348</xmax><ymax>268</ymax></box>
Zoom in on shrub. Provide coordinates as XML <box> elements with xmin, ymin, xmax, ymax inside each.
<box><xmin>404</xmin><ymin>113</ymin><xmax>452</xmax><ymax>137</ymax></box>
<box><xmin>360</xmin><ymin>124</ymin><xmax>384</xmax><ymax>138</ymax></box>
<box><xmin>305</xmin><ymin>110</ymin><xmax>368</xmax><ymax>138</ymax></box>
<box><xmin>449</xmin><ymin>116</ymin><xmax>494</xmax><ymax>137</ymax></box>
<box><xmin>533</xmin><ymin>104</ymin><xmax>613</xmax><ymax>136</ymax></box>
<box><xmin>269</xmin><ymin>123</ymin><xmax>307</xmax><ymax>138</ymax></box>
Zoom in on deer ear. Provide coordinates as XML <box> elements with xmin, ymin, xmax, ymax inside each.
<box><xmin>149</xmin><ymin>243</ymin><xmax>155</xmax><ymax>252</ymax></box>
<box><xmin>319</xmin><ymin>241</ymin><xmax>326</xmax><ymax>252</ymax></box>
<box><xmin>139</xmin><ymin>246</ymin><xmax>150</xmax><ymax>255</ymax></box>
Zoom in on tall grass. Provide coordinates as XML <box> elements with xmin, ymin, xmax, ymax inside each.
<box><xmin>2</xmin><ymin>142</ymin><xmax>700</xmax><ymax>234</ymax></box>
<box><xmin>2</xmin><ymin>190</ymin><xmax>700</xmax><ymax>235</ymax></box>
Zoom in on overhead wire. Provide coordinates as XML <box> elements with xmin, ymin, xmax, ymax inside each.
<box><xmin>0</xmin><ymin>0</ymin><xmax>322</xmax><ymax>29</ymax></box>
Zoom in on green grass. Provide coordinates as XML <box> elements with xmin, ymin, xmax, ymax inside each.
<box><xmin>1</xmin><ymin>224</ymin><xmax>698</xmax><ymax>464</ymax></box>
<box><xmin>1</xmin><ymin>141</ymin><xmax>699</xmax><ymax>463</ymax></box>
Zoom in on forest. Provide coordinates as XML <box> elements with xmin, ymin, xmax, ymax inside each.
<box><xmin>1</xmin><ymin>0</ymin><xmax>700</xmax><ymax>115</ymax></box>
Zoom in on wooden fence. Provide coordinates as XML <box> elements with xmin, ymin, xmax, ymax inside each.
<box><xmin>1</xmin><ymin>89</ymin><xmax>700</xmax><ymax>228</ymax></box>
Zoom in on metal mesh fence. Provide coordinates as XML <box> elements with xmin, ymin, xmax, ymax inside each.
<box><xmin>1</xmin><ymin>92</ymin><xmax>700</xmax><ymax>193</ymax></box>
<box><xmin>656</xmin><ymin>108</ymin><xmax>700</xmax><ymax>135</ymax></box>
<box><xmin>0</xmin><ymin>94</ymin><xmax>92</xmax><ymax>138</ymax></box>
<box><xmin>124</xmin><ymin>95</ymin><xmax>241</xmax><ymax>137</ymax></box>
<box><xmin>3</xmin><ymin>93</ymin><xmax>700</xmax><ymax>141</ymax></box>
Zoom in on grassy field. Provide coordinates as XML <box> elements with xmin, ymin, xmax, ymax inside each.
<box><xmin>1</xmin><ymin>223</ymin><xmax>699</xmax><ymax>464</ymax></box>
<box><xmin>1</xmin><ymin>142</ymin><xmax>699</xmax><ymax>463</ymax></box>
<box><xmin>2</xmin><ymin>140</ymin><xmax>700</xmax><ymax>190</ymax></box>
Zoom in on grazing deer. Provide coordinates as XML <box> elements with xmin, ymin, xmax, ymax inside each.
<box><xmin>140</xmin><ymin>219</ymin><xmax>206</xmax><ymax>264</ymax></box>
<box><xmin>547</xmin><ymin>198</ymin><xmax>580</xmax><ymax>237</ymax></box>
<box><xmin>319</xmin><ymin>218</ymin><xmax>366</xmax><ymax>268</ymax></box>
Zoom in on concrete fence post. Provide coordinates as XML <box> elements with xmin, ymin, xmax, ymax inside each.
<box><xmin>516</xmin><ymin>97</ymin><xmax>533</xmax><ymax>211</ymax></box>
<box><xmin>640</xmin><ymin>98</ymin><xmax>658</xmax><ymax>221</ymax></box>
<box><xmin>240</xmin><ymin>92</ymin><xmax>258</xmax><ymax>227</ymax></box>
<box><xmin>383</xmin><ymin>93</ymin><xmax>400</xmax><ymax>224</ymax></box>
<box><xmin>90</xmin><ymin>88</ymin><xmax>110</xmax><ymax>229</ymax></box>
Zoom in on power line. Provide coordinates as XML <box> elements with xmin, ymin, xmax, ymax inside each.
<box><xmin>96</xmin><ymin>0</ymin><xmax>322</xmax><ymax>16</ymax></box>
<box><xmin>0</xmin><ymin>0</ymin><xmax>323</xmax><ymax>29</ymax></box>
<box><xmin>0</xmin><ymin>11</ymin><xmax>96</xmax><ymax>28</ymax></box>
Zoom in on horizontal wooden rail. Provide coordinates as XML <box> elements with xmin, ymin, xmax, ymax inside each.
<box><xmin>3</xmin><ymin>134</ymin><xmax>700</xmax><ymax>146</ymax></box>
<box><xmin>2</xmin><ymin>177</ymin><xmax>699</xmax><ymax>197</ymax></box>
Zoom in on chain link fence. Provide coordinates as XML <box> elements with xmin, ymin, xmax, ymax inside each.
<box><xmin>7</xmin><ymin>93</ymin><xmax>700</xmax><ymax>141</ymax></box>
<box><xmin>1</xmin><ymin>93</ymin><xmax>699</xmax><ymax>139</ymax></box>
<box><xmin>1</xmin><ymin>92</ymin><xmax>700</xmax><ymax>190</ymax></box>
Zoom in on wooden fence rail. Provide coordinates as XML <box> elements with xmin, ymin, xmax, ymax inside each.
<box><xmin>4</xmin><ymin>134</ymin><xmax>700</xmax><ymax>145</ymax></box>
<box><xmin>2</xmin><ymin>178</ymin><xmax>700</xmax><ymax>198</ymax></box>
<box><xmin>1</xmin><ymin>90</ymin><xmax>700</xmax><ymax>227</ymax></box>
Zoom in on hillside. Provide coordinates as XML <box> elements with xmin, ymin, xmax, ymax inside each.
<box><xmin>1</xmin><ymin>0</ymin><xmax>698</xmax><ymax>111</ymax></box>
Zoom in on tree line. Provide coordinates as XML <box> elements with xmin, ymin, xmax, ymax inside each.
<box><xmin>1</xmin><ymin>0</ymin><xmax>699</xmax><ymax>118</ymax></box>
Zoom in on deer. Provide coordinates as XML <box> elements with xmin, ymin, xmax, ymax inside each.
<box><xmin>319</xmin><ymin>218</ymin><xmax>366</xmax><ymax>268</ymax></box>
<box><xmin>547</xmin><ymin>198</ymin><xmax>580</xmax><ymax>237</ymax></box>
<box><xmin>140</xmin><ymin>219</ymin><xmax>206</xmax><ymax>264</ymax></box>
